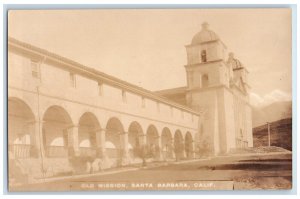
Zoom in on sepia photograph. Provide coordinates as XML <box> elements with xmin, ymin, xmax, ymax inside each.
<box><xmin>7</xmin><ymin>8</ymin><xmax>293</xmax><ymax>192</ymax></box>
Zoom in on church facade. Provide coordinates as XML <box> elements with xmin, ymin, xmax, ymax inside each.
<box><xmin>8</xmin><ymin>23</ymin><xmax>253</xmax><ymax>179</ymax></box>
<box><xmin>157</xmin><ymin>23</ymin><xmax>253</xmax><ymax>154</ymax></box>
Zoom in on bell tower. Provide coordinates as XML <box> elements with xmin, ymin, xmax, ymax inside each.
<box><xmin>185</xmin><ymin>22</ymin><xmax>237</xmax><ymax>155</ymax></box>
<box><xmin>185</xmin><ymin>22</ymin><xmax>232</xmax><ymax>109</ymax></box>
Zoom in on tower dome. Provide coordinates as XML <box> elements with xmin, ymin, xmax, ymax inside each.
<box><xmin>191</xmin><ymin>22</ymin><xmax>219</xmax><ymax>45</ymax></box>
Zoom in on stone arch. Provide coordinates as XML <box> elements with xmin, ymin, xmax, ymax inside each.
<box><xmin>8</xmin><ymin>91</ymin><xmax>37</xmax><ymax>117</ymax></box>
<box><xmin>73</xmin><ymin>107</ymin><xmax>103</xmax><ymax>127</ymax></box>
<box><xmin>185</xmin><ymin>131</ymin><xmax>194</xmax><ymax>159</ymax></box>
<box><xmin>146</xmin><ymin>125</ymin><xmax>159</xmax><ymax>146</ymax></box>
<box><xmin>105</xmin><ymin>117</ymin><xmax>125</xmax><ymax>163</ymax></box>
<box><xmin>40</xmin><ymin>100</ymin><xmax>77</xmax><ymax>126</ymax></box>
<box><xmin>174</xmin><ymin>130</ymin><xmax>184</xmax><ymax>160</ymax></box>
<box><xmin>161</xmin><ymin>127</ymin><xmax>173</xmax><ymax>160</ymax></box>
<box><xmin>128</xmin><ymin>121</ymin><xmax>144</xmax><ymax>160</ymax></box>
<box><xmin>8</xmin><ymin>97</ymin><xmax>35</xmax><ymax>121</ymax></box>
<box><xmin>8</xmin><ymin>97</ymin><xmax>35</xmax><ymax>158</ymax></box>
<box><xmin>42</xmin><ymin>105</ymin><xmax>73</xmax><ymax>158</ymax></box>
<box><xmin>146</xmin><ymin>124</ymin><xmax>160</xmax><ymax>159</ymax></box>
<box><xmin>78</xmin><ymin>112</ymin><xmax>101</xmax><ymax>157</ymax></box>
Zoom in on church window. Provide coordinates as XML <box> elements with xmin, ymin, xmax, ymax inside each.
<box><xmin>31</xmin><ymin>60</ymin><xmax>40</xmax><ymax>78</ymax></box>
<box><xmin>69</xmin><ymin>72</ymin><xmax>76</xmax><ymax>88</ymax></box>
<box><xmin>202</xmin><ymin>74</ymin><xmax>209</xmax><ymax>88</ymax></box>
<box><xmin>141</xmin><ymin>97</ymin><xmax>145</xmax><ymax>108</ymax></box>
<box><xmin>98</xmin><ymin>82</ymin><xmax>103</xmax><ymax>96</ymax></box>
<box><xmin>122</xmin><ymin>90</ymin><xmax>127</xmax><ymax>103</ymax></box>
<box><xmin>156</xmin><ymin>101</ymin><xmax>160</xmax><ymax>112</ymax></box>
<box><xmin>201</xmin><ymin>50</ymin><xmax>207</xmax><ymax>62</ymax></box>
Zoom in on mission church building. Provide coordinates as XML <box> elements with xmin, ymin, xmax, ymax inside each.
<box><xmin>8</xmin><ymin>22</ymin><xmax>253</xmax><ymax>178</ymax></box>
<box><xmin>157</xmin><ymin>22</ymin><xmax>253</xmax><ymax>154</ymax></box>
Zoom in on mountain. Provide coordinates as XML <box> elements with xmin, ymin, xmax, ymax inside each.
<box><xmin>252</xmin><ymin>101</ymin><xmax>292</xmax><ymax>127</ymax></box>
<box><xmin>250</xmin><ymin>90</ymin><xmax>291</xmax><ymax>108</ymax></box>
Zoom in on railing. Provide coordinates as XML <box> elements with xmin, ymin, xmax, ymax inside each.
<box><xmin>46</xmin><ymin>146</ymin><xmax>68</xmax><ymax>157</ymax></box>
<box><xmin>9</xmin><ymin>144</ymin><xmax>31</xmax><ymax>159</ymax></box>
<box><xmin>79</xmin><ymin>147</ymin><xmax>97</xmax><ymax>157</ymax></box>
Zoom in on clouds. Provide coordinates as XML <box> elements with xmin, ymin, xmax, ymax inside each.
<box><xmin>250</xmin><ymin>89</ymin><xmax>292</xmax><ymax>107</ymax></box>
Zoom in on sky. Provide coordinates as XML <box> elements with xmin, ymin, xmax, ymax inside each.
<box><xmin>8</xmin><ymin>9</ymin><xmax>292</xmax><ymax>107</ymax></box>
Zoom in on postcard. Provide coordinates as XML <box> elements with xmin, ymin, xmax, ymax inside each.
<box><xmin>7</xmin><ymin>8</ymin><xmax>292</xmax><ymax>191</ymax></box>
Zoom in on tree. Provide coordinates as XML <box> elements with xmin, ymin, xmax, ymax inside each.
<box><xmin>133</xmin><ymin>144</ymin><xmax>154</xmax><ymax>167</ymax></box>
<box><xmin>196</xmin><ymin>139</ymin><xmax>212</xmax><ymax>158</ymax></box>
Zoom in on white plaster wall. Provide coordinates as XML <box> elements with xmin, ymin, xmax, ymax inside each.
<box><xmin>76</xmin><ymin>75</ymin><xmax>99</xmax><ymax>97</ymax></box>
<box><xmin>245</xmin><ymin>104</ymin><xmax>253</xmax><ymax>147</ymax></box>
<box><xmin>187</xmin><ymin>62</ymin><xmax>228</xmax><ymax>89</ymax></box>
<box><xmin>213</xmin><ymin>98</ymin><xmax>220</xmax><ymax>155</ymax></box>
<box><xmin>190</xmin><ymin>90</ymin><xmax>219</xmax><ymax>154</ymax></box>
<box><xmin>232</xmin><ymin>90</ymin><xmax>252</xmax><ymax>147</ymax></box>
<box><xmin>216</xmin><ymin>89</ymin><xmax>227</xmax><ymax>154</ymax></box>
<box><xmin>8</xmin><ymin>48</ymin><xmax>200</xmax><ymax>159</ymax></box>
<box><xmin>223</xmin><ymin>89</ymin><xmax>236</xmax><ymax>151</ymax></box>
<box><xmin>8</xmin><ymin>52</ymin><xmax>39</xmax><ymax>92</ymax></box>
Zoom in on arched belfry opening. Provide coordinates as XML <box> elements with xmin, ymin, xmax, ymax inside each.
<box><xmin>201</xmin><ymin>50</ymin><xmax>207</xmax><ymax>62</ymax></box>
